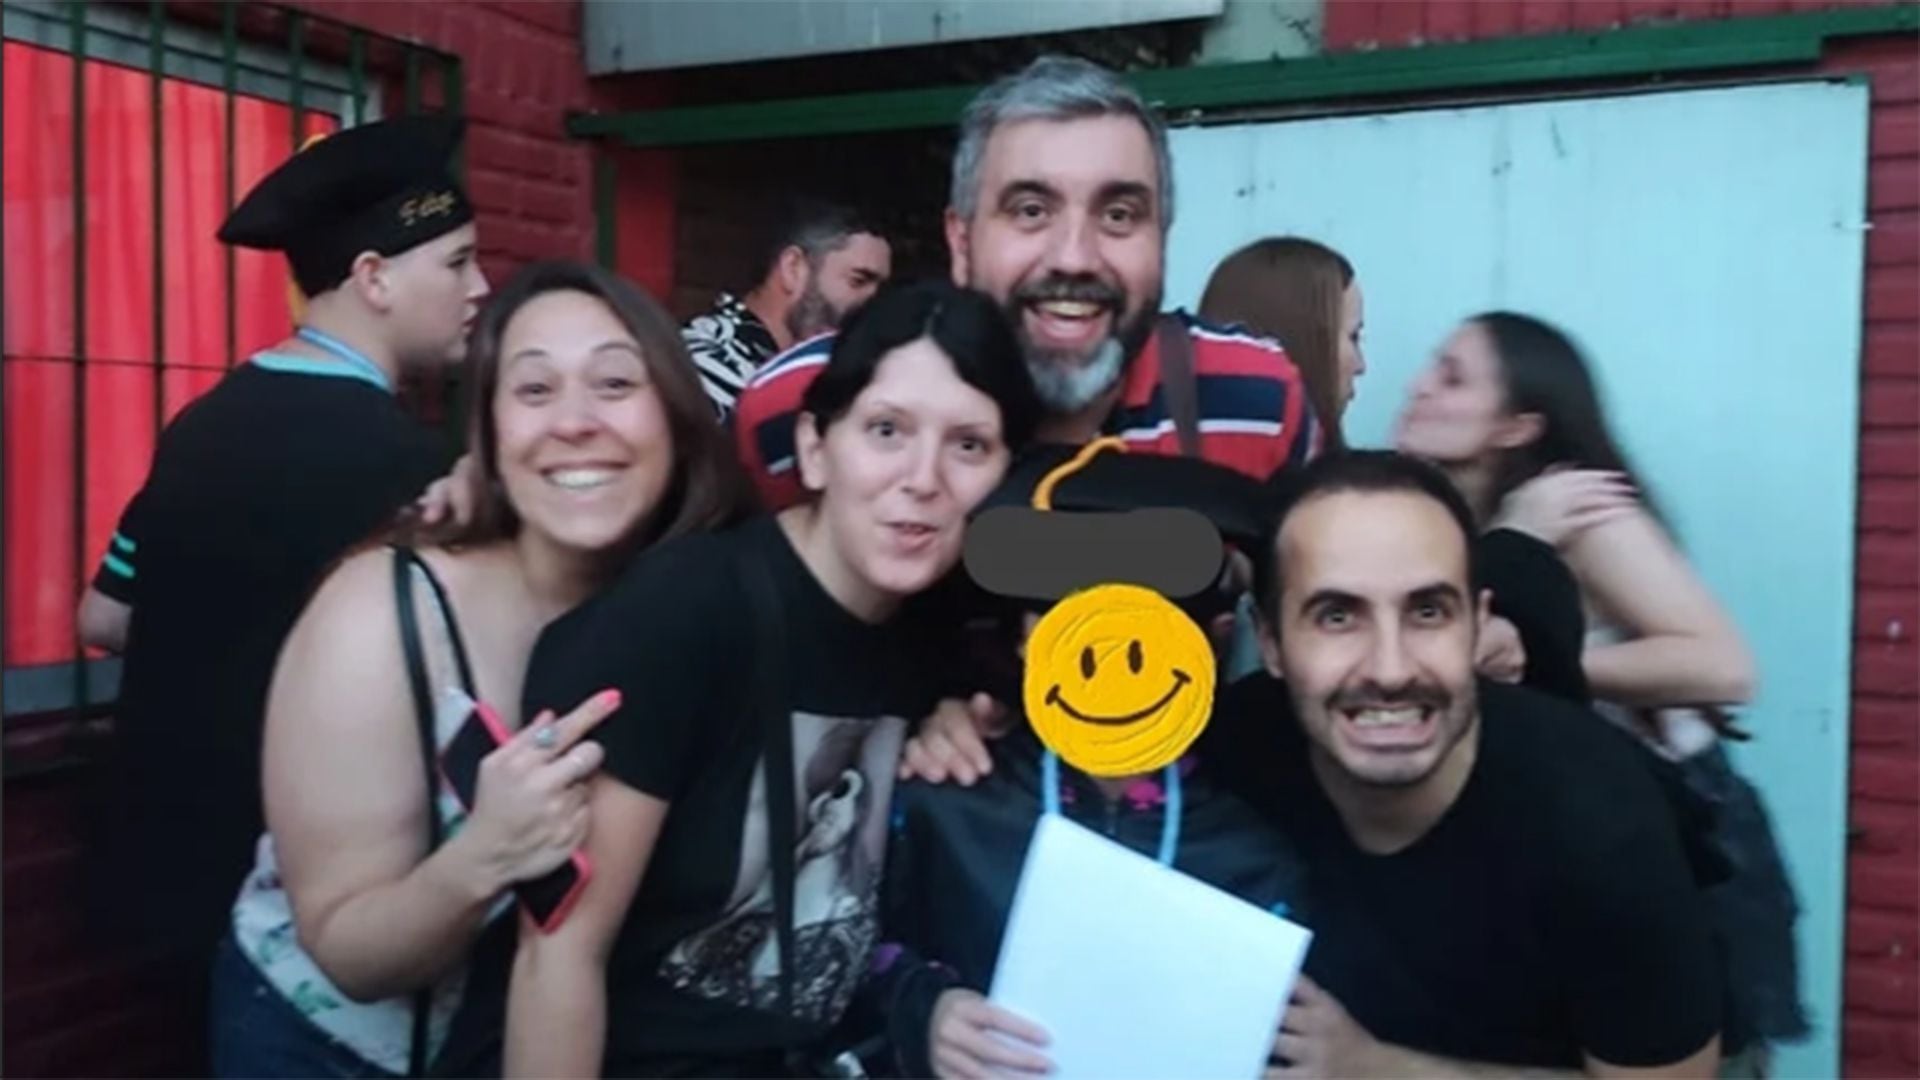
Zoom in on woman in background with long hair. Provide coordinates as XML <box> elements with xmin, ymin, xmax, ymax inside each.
<box><xmin>1395</xmin><ymin>311</ymin><xmax>1806</xmax><ymax>1076</ymax></box>
<box><xmin>1199</xmin><ymin>236</ymin><xmax>1366</xmax><ymax>450</ymax></box>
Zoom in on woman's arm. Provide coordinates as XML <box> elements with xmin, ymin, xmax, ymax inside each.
<box><xmin>505</xmin><ymin>775</ymin><xmax>667</xmax><ymax>1079</ymax></box>
<box><xmin>265</xmin><ymin>551</ymin><xmax>610</xmax><ymax>1002</ymax></box>
<box><xmin>1562</xmin><ymin>509</ymin><xmax>1756</xmax><ymax>709</ymax></box>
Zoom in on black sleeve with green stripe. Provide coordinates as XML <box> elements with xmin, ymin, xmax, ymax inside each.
<box><xmin>91</xmin><ymin>487</ymin><xmax>152</xmax><ymax>604</ymax></box>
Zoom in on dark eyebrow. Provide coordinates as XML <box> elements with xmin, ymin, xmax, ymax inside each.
<box><xmin>1298</xmin><ymin>588</ymin><xmax>1362</xmax><ymax>615</ymax></box>
<box><xmin>1407</xmin><ymin>583</ymin><xmax>1466</xmax><ymax>608</ymax></box>
<box><xmin>1097</xmin><ymin>180</ymin><xmax>1154</xmax><ymax>206</ymax></box>
<box><xmin>949</xmin><ymin>420</ymin><xmax>1000</xmax><ymax>441</ymax></box>
<box><xmin>998</xmin><ymin>180</ymin><xmax>1060</xmax><ymax>207</ymax></box>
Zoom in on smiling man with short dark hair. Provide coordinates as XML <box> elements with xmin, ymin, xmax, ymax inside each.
<box><xmin>1216</xmin><ymin>450</ymin><xmax>1723</xmax><ymax>1079</ymax></box>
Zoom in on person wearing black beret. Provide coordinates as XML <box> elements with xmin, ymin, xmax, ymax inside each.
<box><xmin>76</xmin><ymin>113</ymin><xmax>488</xmax><ymax>1073</ymax></box>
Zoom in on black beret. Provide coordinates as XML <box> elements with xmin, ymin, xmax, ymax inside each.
<box><xmin>219</xmin><ymin>113</ymin><xmax>473</xmax><ymax>295</ymax></box>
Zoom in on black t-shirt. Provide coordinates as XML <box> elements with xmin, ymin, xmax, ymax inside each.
<box><xmin>1209</xmin><ymin>676</ymin><xmax>1720</xmax><ymax>1071</ymax></box>
<box><xmin>1476</xmin><ymin>527</ymin><xmax>1592</xmax><ymax>705</ymax></box>
<box><xmin>84</xmin><ymin>363</ymin><xmax>446</xmax><ymax>952</ymax></box>
<box><xmin>523</xmin><ymin>516</ymin><xmax>939</xmax><ymax>1077</ymax></box>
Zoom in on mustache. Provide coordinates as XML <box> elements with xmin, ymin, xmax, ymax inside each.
<box><xmin>1326</xmin><ymin>682</ymin><xmax>1452</xmax><ymax>714</ymax></box>
<box><xmin>1010</xmin><ymin>274</ymin><xmax>1124</xmax><ymax>308</ymax></box>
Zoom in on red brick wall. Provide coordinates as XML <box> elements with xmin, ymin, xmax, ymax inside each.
<box><xmin>0</xmin><ymin>3</ymin><xmax>640</xmax><ymax>1074</ymax></box>
<box><xmin>1323</xmin><ymin>1</ymin><xmax>1920</xmax><ymax>1074</ymax></box>
<box><xmin>278</xmin><ymin>2</ymin><xmax>675</xmax><ymax>295</ymax></box>
<box><xmin>1836</xmin><ymin>31</ymin><xmax>1920</xmax><ymax>1076</ymax></box>
<box><xmin>1323</xmin><ymin>0</ymin><xmax>1887</xmax><ymax>46</ymax></box>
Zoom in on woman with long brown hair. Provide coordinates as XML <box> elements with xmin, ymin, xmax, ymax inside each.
<box><xmin>212</xmin><ymin>261</ymin><xmax>755</xmax><ymax>1078</ymax></box>
<box><xmin>1394</xmin><ymin>311</ymin><xmax>1803</xmax><ymax>1074</ymax></box>
<box><xmin>1199</xmin><ymin>236</ymin><xmax>1365</xmax><ymax>450</ymax></box>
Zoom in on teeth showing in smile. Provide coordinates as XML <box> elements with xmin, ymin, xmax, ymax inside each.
<box><xmin>547</xmin><ymin>468</ymin><xmax>616</xmax><ymax>491</ymax></box>
<box><xmin>1348</xmin><ymin>707</ymin><xmax>1424</xmax><ymax>728</ymax></box>
<box><xmin>1035</xmin><ymin>300</ymin><xmax>1102</xmax><ymax>319</ymax></box>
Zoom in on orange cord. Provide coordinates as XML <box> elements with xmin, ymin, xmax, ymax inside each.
<box><xmin>1031</xmin><ymin>436</ymin><xmax>1126</xmax><ymax>511</ymax></box>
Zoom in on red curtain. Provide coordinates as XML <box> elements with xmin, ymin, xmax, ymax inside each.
<box><xmin>3</xmin><ymin>41</ymin><xmax>337</xmax><ymax>668</ymax></box>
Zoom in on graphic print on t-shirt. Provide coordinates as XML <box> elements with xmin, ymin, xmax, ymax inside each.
<box><xmin>660</xmin><ymin>710</ymin><xmax>907</xmax><ymax>1024</ymax></box>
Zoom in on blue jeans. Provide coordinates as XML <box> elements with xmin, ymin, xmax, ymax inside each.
<box><xmin>209</xmin><ymin>932</ymin><xmax>398</xmax><ymax>1079</ymax></box>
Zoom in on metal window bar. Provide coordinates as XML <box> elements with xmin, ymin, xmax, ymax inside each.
<box><xmin>68</xmin><ymin>0</ymin><xmax>90</xmax><ymax>741</ymax></box>
<box><xmin>0</xmin><ymin>1</ymin><xmax>461</xmax><ymax>754</ymax></box>
<box><xmin>150</xmin><ymin>0</ymin><xmax>164</xmax><ymax>444</ymax></box>
<box><xmin>223</xmin><ymin>0</ymin><xmax>237</xmax><ymax>369</ymax></box>
<box><xmin>595</xmin><ymin>148</ymin><xmax>618</xmax><ymax>270</ymax></box>
<box><xmin>288</xmin><ymin>9</ymin><xmax>304</xmax><ymax>142</ymax></box>
<box><xmin>4</xmin><ymin>1</ymin><xmax>363</xmax><ymax>104</ymax></box>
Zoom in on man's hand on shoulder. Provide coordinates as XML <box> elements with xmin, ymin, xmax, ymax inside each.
<box><xmin>414</xmin><ymin>452</ymin><xmax>481</xmax><ymax>530</ymax></box>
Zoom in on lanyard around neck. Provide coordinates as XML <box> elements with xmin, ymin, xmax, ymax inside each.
<box><xmin>1041</xmin><ymin>749</ymin><xmax>1183</xmax><ymax>867</ymax></box>
<box><xmin>297</xmin><ymin>326</ymin><xmax>393</xmax><ymax>393</ymax></box>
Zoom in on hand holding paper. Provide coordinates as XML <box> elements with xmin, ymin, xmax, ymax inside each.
<box><xmin>930</xmin><ymin>988</ymin><xmax>1053</xmax><ymax>1079</ymax></box>
<box><xmin>988</xmin><ymin>816</ymin><xmax>1313</xmax><ymax>1079</ymax></box>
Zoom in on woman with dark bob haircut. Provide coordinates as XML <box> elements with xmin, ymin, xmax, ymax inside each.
<box><xmin>216</xmin><ymin>261</ymin><xmax>754</xmax><ymax>1078</ymax></box>
<box><xmin>507</xmin><ymin>278</ymin><xmax>1040</xmax><ymax>1077</ymax></box>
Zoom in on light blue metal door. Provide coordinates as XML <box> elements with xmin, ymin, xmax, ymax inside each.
<box><xmin>1168</xmin><ymin>80</ymin><xmax>1869</xmax><ymax>1078</ymax></box>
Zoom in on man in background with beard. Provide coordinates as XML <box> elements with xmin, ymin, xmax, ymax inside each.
<box><xmin>1216</xmin><ymin>451</ymin><xmax>1722</xmax><ymax>1079</ymax></box>
<box><xmin>683</xmin><ymin>196</ymin><xmax>891</xmax><ymax>422</ymax></box>
<box><xmin>731</xmin><ymin>55</ymin><xmax>1319</xmax><ymax>510</ymax></box>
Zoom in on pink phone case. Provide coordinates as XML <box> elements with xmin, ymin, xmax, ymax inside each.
<box><xmin>436</xmin><ymin>694</ymin><xmax>594</xmax><ymax>934</ymax></box>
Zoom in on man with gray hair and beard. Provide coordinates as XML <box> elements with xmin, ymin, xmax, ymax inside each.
<box><xmin>731</xmin><ymin>55</ymin><xmax>1320</xmax><ymax>511</ymax></box>
<box><xmin>730</xmin><ymin>54</ymin><xmax>1321</xmax><ymax>774</ymax></box>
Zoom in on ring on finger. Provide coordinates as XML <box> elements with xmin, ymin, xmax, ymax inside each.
<box><xmin>532</xmin><ymin>724</ymin><xmax>558</xmax><ymax>751</ymax></box>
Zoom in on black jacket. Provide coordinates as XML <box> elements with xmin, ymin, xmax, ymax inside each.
<box><xmin>851</xmin><ymin>728</ymin><xmax>1310</xmax><ymax>1077</ymax></box>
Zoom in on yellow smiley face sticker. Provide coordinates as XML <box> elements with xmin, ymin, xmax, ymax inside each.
<box><xmin>1023</xmin><ymin>583</ymin><xmax>1217</xmax><ymax>777</ymax></box>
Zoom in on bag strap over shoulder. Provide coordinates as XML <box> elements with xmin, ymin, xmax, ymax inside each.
<box><xmin>741</xmin><ymin>551</ymin><xmax>800</xmax><ymax>1023</ymax></box>
<box><xmin>389</xmin><ymin>545</ymin><xmax>475</xmax><ymax>1077</ymax></box>
<box><xmin>1155</xmin><ymin>313</ymin><xmax>1201</xmax><ymax>460</ymax></box>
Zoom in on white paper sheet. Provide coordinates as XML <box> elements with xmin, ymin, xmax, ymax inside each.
<box><xmin>988</xmin><ymin>814</ymin><xmax>1313</xmax><ymax>1079</ymax></box>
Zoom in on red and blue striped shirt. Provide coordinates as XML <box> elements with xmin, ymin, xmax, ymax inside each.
<box><xmin>731</xmin><ymin>311</ymin><xmax>1322</xmax><ymax>510</ymax></box>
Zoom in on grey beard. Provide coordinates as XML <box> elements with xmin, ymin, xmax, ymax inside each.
<box><xmin>1025</xmin><ymin>337</ymin><xmax>1126</xmax><ymax>414</ymax></box>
